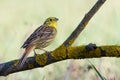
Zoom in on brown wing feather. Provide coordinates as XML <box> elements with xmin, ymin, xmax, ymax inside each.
<box><xmin>21</xmin><ymin>25</ymin><xmax>56</xmax><ymax>48</ymax></box>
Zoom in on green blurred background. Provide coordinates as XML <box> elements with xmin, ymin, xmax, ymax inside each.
<box><xmin>0</xmin><ymin>0</ymin><xmax>120</xmax><ymax>80</ymax></box>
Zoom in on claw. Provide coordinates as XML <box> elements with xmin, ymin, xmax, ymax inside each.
<box><xmin>34</xmin><ymin>49</ymin><xmax>37</xmax><ymax>57</ymax></box>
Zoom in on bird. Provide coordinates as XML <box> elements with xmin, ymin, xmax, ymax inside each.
<box><xmin>18</xmin><ymin>17</ymin><xmax>58</xmax><ymax>67</ymax></box>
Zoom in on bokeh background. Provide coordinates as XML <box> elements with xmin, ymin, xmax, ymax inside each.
<box><xmin>0</xmin><ymin>0</ymin><xmax>120</xmax><ymax>80</ymax></box>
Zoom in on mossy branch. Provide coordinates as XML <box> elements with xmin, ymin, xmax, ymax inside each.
<box><xmin>0</xmin><ymin>0</ymin><xmax>107</xmax><ymax>76</ymax></box>
<box><xmin>0</xmin><ymin>45</ymin><xmax>120</xmax><ymax>76</ymax></box>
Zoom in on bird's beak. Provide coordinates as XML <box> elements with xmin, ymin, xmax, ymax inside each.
<box><xmin>55</xmin><ymin>18</ymin><xmax>59</xmax><ymax>21</ymax></box>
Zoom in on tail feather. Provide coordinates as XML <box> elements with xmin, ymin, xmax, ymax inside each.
<box><xmin>18</xmin><ymin>51</ymin><xmax>28</xmax><ymax>67</ymax></box>
<box><xmin>18</xmin><ymin>45</ymin><xmax>34</xmax><ymax>68</ymax></box>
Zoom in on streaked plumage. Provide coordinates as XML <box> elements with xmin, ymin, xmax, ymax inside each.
<box><xmin>18</xmin><ymin>17</ymin><xmax>58</xmax><ymax>67</ymax></box>
<box><xmin>21</xmin><ymin>25</ymin><xmax>57</xmax><ymax>49</ymax></box>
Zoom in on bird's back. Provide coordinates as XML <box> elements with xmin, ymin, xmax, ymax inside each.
<box><xmin>21</xmin><ymin>25</ymin><xmax>57</xmax><ymax>49</ymax></box>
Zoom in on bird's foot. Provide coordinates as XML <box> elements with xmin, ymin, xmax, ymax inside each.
<box><xmin>34</xmin><ymin>49</ymin><xmax>37</xmax><ymax>57</ymax></box>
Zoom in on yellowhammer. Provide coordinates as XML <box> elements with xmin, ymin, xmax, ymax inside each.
<box><xmin>18</xmin><ymin>17</ymin><xmax>58</xmax><ymax>67</ymax></box>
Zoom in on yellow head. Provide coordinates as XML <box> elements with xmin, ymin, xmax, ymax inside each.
<box><xmin>44</xmin><ymin>17</ymin><xmax>59</xmax><ymax>28</ymax></box>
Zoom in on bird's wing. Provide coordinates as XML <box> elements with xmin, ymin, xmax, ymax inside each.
<box><xmin>21</xmin><ymin>25</ymin><xmax>55</xmax><ymax>48</ymax></box>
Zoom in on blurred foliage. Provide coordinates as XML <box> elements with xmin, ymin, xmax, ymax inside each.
<box><xmin>0</xmin><ymin>0</ymin><xmax>120</xmax><ymax>80</ymax></box>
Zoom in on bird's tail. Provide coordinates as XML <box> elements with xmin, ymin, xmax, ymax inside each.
<box><xmin>18</xmin><ymin>45</ymin><xmax>34</xmax><ymax>68</ymax></box>
<box><xmin>18</xmin><ymin>51</ymin><xmax>28</xmax><ymax>67</ymax></box>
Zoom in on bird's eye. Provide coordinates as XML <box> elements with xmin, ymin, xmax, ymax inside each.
<box><xmin>49</xmin><ymin>19</ymin><xmax>52</xmax><ymax>21</ymax></box>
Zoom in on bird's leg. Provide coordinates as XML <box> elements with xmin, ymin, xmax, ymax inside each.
<box><xmin>34</xmin><ymin>49</ymin><xmax>37</xmax><ymax>57</ymax></box>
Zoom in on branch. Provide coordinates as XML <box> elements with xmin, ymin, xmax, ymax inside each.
<box><xmin>0</xmin><ymin>0</ymin><xmax>106</xmax><ymax>76</ymax></box>
<box><xmin>0</xmin><ymin>45</ymin><xmax>120</xmax><ymax>76</ymax></box>
<box><xmin>63</xmin><ymin>0</ymin><xmax>106</xmax><ymax>46</ymax></box>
